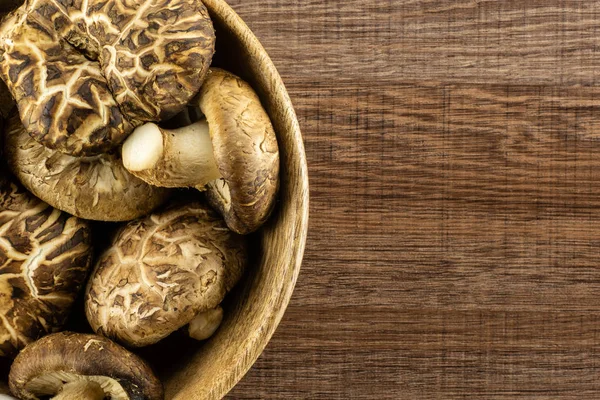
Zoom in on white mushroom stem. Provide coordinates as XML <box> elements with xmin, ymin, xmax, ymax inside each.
<box><xmin>52</xmin><ymin>380</ymin><xmax>105</xmax><ymax>400</ymax></box>
<box><xmin>122</xmin><ymin>120</ymin><xmax>221</xmax><ymax>189</ymax></box>
<box><xmin>188</xmin><ymin>306</ymin><xmax>224</xmax><ymax>341</ymax></box>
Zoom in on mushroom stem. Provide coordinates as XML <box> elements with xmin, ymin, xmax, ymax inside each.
<box><xmin>122</xmin><ymin>120</ymin><xmax>221</xmax><ymax>189</ymax></box>
<box><xmin>188</xmin><ymin>305</ymin><xmax>224</xmax><ymax>341</ymax></box>
<box><xmin>52</xmin><ymin>380</ymin><xmax>104</xmax><ymax>400</ymax></box>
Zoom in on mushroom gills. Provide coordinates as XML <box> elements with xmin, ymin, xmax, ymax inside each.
<box><xmin>25</xmin><ymin>371</ymin><xmax>128</xmax><ymax>400</ymax></box>
<box><xmin>188</xmin><ymin>305</ymin><xmax>224</xmax><ymax>341</ymax></box>
<box><xmin>122</xmin><ymin>120</ymin><xmax>221</xmax><ymax>189</ymax></box>
<box><xmin>52</xmin><ymin>381</ymin><xmax>103</xmax><ymax>400</ymax></box>
<box><xmin>207</xmin><ymin>179</ymin><xmax>232</xmax><ymax>211</ymax></box>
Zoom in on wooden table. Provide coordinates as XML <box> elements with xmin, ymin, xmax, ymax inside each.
<box><xmin>226</xmin><ymin>1</ymin><xmax>600</xmax><ymax>398</ymax></box>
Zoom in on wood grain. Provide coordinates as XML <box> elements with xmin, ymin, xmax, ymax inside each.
<box><xmin>224</xmin><ymin>0</ymin><xmax>600</xmax><ymax>398</ymax></box>
<box><xmin>226</xmin><ymin>0</ymin><xmax>600</xmax><ymax>86</ymax></box>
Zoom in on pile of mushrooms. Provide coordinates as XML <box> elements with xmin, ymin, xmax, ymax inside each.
<box><xmin>0</xmin><ymin>0</ymin><xmax>280</xmax><ymax>398</ymax></box>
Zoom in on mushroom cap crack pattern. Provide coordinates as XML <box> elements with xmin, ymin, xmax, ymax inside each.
<box><xmin>0</xmin><ymin>174</ymin><xmax>92</xmax><ymax>357</ymax></box>
<box><xmin>0</xmin><ymin>0</ymin><xmax>215</xmax><ymax>156</ymax></box>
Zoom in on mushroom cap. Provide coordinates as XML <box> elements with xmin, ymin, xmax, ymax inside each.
<box><xmin>0</xmin><ymin>170</ymin><xmax>92</xmax><ymax>357</ymax></box>
<box><xmin>9</xmin><ymin>331</ymin><xmax>163</xmax><ymax>400</ymax></box>
<box><xmin>93</xmin><ymin>0</ymin><xmax>216</xmax><ymax>124</ymax></box>
<box><xmin>198</xmin><ymin>69</ymin><xmax>280</xmax><ymax>234</ymax></box>
<box><xmin>4</xmin><ymin>114</ymin><xmax>171</xmax><ymax>222</ymax></box>
<box><xmin>85</xmin><ymin>201</ymin><xmax>247</xmax><ymax>347</ymax></box>
<box><xmin>0</xmin><ymin>0</ymin><xmax>215</xmax><ymax>156</ymax></box>
<box><xmin>0</xmin><ymin>5</ymin><xmax>134</xmax><ymax>156</ymax></box>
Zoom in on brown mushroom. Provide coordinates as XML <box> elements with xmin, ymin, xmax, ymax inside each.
<box><xmin>85</xmin><ymin>201</ymin><xmax>246</xmax><ymax>347</ymax></box>
<box><xmin>9</xmin><ymin>331</ymin><xmax>163</xmax><ymax>400</ymax></box>
<box><xmin>0</xmin><ymin>6</ymin><xmax>132</xmax><ymax>156</ymax></box>
<box><xmin>0</xmin><ymin>167</ymin><xmax>92</xmax><ymax>357</ymax></box>
<box><xmin>4</xmin><ymin>114</ymin><xmax>170</xmax><ymax>222</ymax></box>
<box><xmin>122</xmin><ymin>68</ymin><xmax>280</xmax><ymax>234</ymax></box>
<box><xmin>0</xmin><ymin>0</ymin><xmax>215</xmax><ymax>156</ymax></box>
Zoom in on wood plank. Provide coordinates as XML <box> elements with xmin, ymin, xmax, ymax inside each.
<box><xmin>232</xmin><ymin>307</ymin><xmax>600</xmax><ymax>399</ymax></box>
<box><xmin>226</xmin><ymin>0</ymin><xmax>600</xmax><ymax>86</ymax></box>
<box><xmin>287</xmin><ymin>81</ymin><xmax>600</xmax><ymax>310</ymax></box>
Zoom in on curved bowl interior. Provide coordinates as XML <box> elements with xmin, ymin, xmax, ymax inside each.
<box><xmin>156</xmin><ymin>0</ymin><xmax>309</xmax><ymax>399</ymax></box>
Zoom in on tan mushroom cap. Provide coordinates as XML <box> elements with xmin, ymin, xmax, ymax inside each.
<box><xmin>85</xmin><ymin>201</ymin><xmax>247</xmax><ymax>347</ymax></box>
<box><xmin>0</xmin><ymin>0</ymin><xmax>215</xmax><ymax>156</ymax></box>
<box><xmin>9</xmin><ymin>332</ymin><xmax>163</xmax><ymax>400</ymax></box>
<box><xmin>199</xmin><ymin>69</ymin><xmax>280</xmax><ymax>234</ymax></box>
<box><xmin>0</xmin><ymin>6</ymin><xmax>134</xmax><ymax>156</ymax></box>
<box><xmin>4</xmin><ymin>114</ymin><xmax>170</xmax><ymax>222</ymax></box>
<box><xmin>0</xmin><ymin>168</ymin><xmax>92</xmax><ymax>357</ymax></box>
<box><xmin>92</xmin><ymin>0</ymin><xmax>216</xmax><ymax>124</ymax></box>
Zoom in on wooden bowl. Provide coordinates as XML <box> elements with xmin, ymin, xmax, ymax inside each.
<box><xmin>159</xmin><ymin>1</ymin><xmax>309</xmax><ymax>398</ymax></box>
<box><xmin>0</xmin><ymin>0</ymin><xmax>308</xmax><ymax>398</ymax></box>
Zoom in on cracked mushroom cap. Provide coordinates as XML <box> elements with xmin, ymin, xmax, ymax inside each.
<box><xmin>9</xmin><ymin>332</ymin><xmax>163</xmax><ymax>400</ymax></box>
<box><xmin>199</xmin><ymin>69</ymin><xmax>280</xmax><ymax>235</ymax></box>
<box><xmin>85</xmin><ymin>201</ymin><xmax>246</xmax><ymax>347</ymax></box>
<box><xmin>4</xmin><ymin>114</ymin><xmax>170</xmax><ymax>222</ymax></box>
<box><xmin>0</xmin><ymin>169</ymin><xmax>92</xmax><ymax>357</ymax></box>
<box><xmin>0</xmin><ymin>6</ymin><xmax>133</xmax><ymax>156</ymax></box>
<box><xmin>0</xmin><ymin>0</ymin><xmax>215</xmax><ymax>156</ymax></box>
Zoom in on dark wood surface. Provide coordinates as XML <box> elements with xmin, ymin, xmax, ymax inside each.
<box><xmin>226</xmin><ymin>1</ymin><xmax>600</xmax><ymax>398</ymax></box>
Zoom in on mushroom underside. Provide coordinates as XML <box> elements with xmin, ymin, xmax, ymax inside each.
<box><xmin>9</xmin><ymin>332</ymin><xmax>164</xmax><ymax>400</ymax></box>
<box><xmin>24</xmin><ymin>371</ymin><xmax>129</xmax><ymax>400</ymax></box>
<box><xmin>121</xmin><ymin>68</ymin><xmax>280</xmax><ymax>235</ymax></box>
